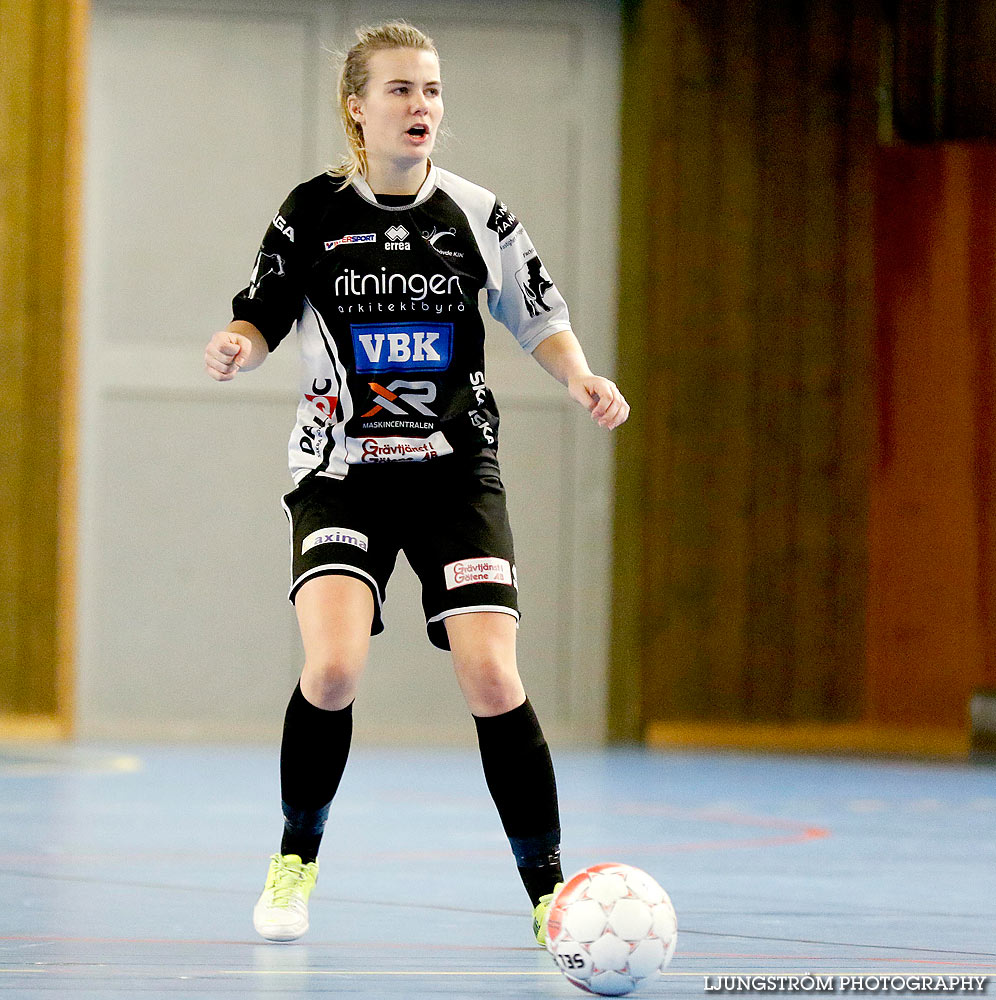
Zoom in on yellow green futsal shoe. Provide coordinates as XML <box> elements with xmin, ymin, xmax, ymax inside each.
<box><xmin>532</xmin><ymin>882</ymin><xmax>564</xmax><ymax>946</ymax></box>
<box><xmin>253</xmin><ymin>853</ymin><xmax>319</xmax><ymax>941</ymax></box>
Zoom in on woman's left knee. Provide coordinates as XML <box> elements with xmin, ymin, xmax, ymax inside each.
<box><xmin>446</xmin><ymin>612</ymin><xmax>525</xmax><ymax>714</ymax></box>
<box><xmin>459</xmin><ymin>664</ymin><xmax>525</xmax><ymax>715</ymax></box>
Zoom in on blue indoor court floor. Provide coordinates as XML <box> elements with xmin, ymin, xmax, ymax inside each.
<box><xmin>0</xmin><ymin>743</ymin><xmax>993</xmax><ymax>999</ymax></box>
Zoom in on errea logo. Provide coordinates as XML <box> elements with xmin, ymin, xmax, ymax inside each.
<box><xmin>385</xmin><ymin>224</ymin><xmax>410</xmax><ymax>251</ymax></box>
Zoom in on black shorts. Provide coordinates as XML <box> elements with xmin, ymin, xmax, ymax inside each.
<box><xmin>280</xmin><ymin>454</ymin><xmax>519</xmax><ymax>650</ymax></box>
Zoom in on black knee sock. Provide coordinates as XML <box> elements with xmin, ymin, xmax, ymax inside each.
<box><xmin>279</xmin><ymin>681</ymin><xmax>353</xmax><ymax>864</ymax></box>
<box><xmin>474</xmin><ymin>698</ymin><xmax>563</xmax><ymax>906</ymax></box>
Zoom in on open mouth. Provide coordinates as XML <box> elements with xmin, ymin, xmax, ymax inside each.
<box><xmin>406</xmin><ymin>124</ymin><xmax>429</xmax><ymax>138</ymax></box>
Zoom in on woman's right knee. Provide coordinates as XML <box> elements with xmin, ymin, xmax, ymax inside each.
<box><xmin>300</xmin><ymin>646</ymin><xmax>366</xmax><ymax>709</ymax></box>
<box><xmin>294</xmin><ymin>574</ymin><xmax>374</xmax><ymax>710</ymax></box>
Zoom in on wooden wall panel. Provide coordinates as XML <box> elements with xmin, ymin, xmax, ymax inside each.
<box><xmin>868</xmin><ymin>146</ymin><xmax>996</xmax><ymax>726</ymax></box>
<box><xmin>610</xmin><ymin>0</ymin><xmax>877</xmax><ymax>738</ymax></box>
<box><xmin>891</xmin><ymin>0</ymin><xmax>996</xmax><ymax>141</ymax></box>
<box><xmin>967</xmin><ymin>152</ymin><xmax>996</xmax><ymax>698</ymax></box>
<box><xmin>0</xmin><ymin>0</ymin><xmax>83</xmax><ymax>726</ymax></box>
<box><xmin>836</xmin><ymin>4</ymin><xmax>879</xmax><ymax>729</ymax></box>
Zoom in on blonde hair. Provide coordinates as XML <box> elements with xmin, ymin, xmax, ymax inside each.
<box><xmin>332</xmin><ymin>21</ymin><xmax>438</xmax><ymax>187</ymax></box>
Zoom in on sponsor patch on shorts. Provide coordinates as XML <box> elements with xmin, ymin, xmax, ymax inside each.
<box><xmin>302</xmin><ymin>526</ymin><xmax>369</xmax><ymax>555</ymax></box>
<box><xmin>443</xmin><ymin>557</ymin><xmax>515</xmax><ymax>590</ymax></box>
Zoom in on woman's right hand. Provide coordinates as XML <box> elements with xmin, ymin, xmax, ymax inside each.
<box><xmin>204</xmin><ymin>330</ymin><xmax>253</xmax><ymax>381</ymax></box>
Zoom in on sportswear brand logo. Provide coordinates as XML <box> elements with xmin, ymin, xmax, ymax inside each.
<box><xmin>302</xmin><ymin>526</ymin><xmax>369</xmax><ymax>554</ymax></box>
<box><xmin>351</xmin><ymin>323</ymin><xmax>453</xmax><ymax>372</ymax></box>
<box><xmin>325</xmin><ymin>233</ymin><xmax>376</xmax><ymax>251</ymax></box>
<box><xmin>443</xmin><ymin>557</ymin><xmax>515</xmax><ymax>590</ymax></box>
<box><xmin>384</xmin><ymin>224</ymin><xmax>410</xmax><ymax>250</ymax></box>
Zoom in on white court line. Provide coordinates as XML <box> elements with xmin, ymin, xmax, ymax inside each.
<box><xmin>209</xmin><ymin>969</ymin><xmax>706</xmax><ymax>977</ymax></box>
<box><xmin>0</xmin><ymin>755</ymin><xmax>141</xmax><ymax>777</ymax></box>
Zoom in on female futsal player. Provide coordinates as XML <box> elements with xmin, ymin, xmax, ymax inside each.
<box><xmin>203</xmin><ymin>22</ymin><xmax>629</xmax><ymax>944</ymax></box>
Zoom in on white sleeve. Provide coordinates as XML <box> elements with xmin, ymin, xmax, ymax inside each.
<box><xmin>485</xmin><ymin>197</ymin><xmax>573</xmax><ymax>353</ymax></box>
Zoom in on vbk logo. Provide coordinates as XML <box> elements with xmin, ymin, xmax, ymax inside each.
<box><xmin>351</xmin><ymin>322</ymin><xmax>453</xmax><ymax>372</ymax></box>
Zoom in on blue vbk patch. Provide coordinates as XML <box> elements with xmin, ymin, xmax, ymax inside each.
<box><xmin>351</xmin><ymin>322</ymin><xmax>453</xmax><ymax>372</ymax></box>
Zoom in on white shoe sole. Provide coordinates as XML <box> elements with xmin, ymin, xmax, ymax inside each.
<box><xmin>253</xmin><ymin>901</ymin><xmax>309</xmax><ymax>942</ymax></box>
<box><xmin>253</xmin><ymin>921</ymin><xmax>308</xmax><ymax>942</ymax></box>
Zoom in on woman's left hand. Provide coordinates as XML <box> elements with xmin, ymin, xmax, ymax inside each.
<box><xmin>567</xmin><ymin>375</ymin><xmax>631</xmax><ymax>430</ymax></box>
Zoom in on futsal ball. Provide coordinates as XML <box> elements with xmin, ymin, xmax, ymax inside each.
<box><xmin>545</xmin><ymin>863</ymin><xmax>677</xmax><ymax>996</ymax></box>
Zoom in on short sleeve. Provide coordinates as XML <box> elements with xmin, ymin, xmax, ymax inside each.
<box><xmin>231</xmin><ymin>185</ymin><xmax>310</xmax><ymax>352</ymax></box>
<box><xmin>484</xmin><ymin>197</ymin><xmax>573</xmax><ymax>353</ymax></box>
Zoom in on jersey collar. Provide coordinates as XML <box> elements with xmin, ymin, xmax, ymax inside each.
<box><xmin>351</xmin><ymin>161</ymin><xmax>438</xmax><ymax>209</ymax></box>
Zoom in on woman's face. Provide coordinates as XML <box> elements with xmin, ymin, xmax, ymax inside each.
<box><xmin>349</xmin><ymin>48</ymin><xmax>443</xmax><ymax>170</ymax></box>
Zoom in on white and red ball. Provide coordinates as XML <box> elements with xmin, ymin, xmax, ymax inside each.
<box><xmin>545</xmin><ymin>863</ymin><xmax>677</xmax><ymax>996</ymax></box>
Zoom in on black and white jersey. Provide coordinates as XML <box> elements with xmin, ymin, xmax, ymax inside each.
<box><xmin>232</xmin><ymin>163</ymin><xmax>573</xmax><ymax>482</ymax></box>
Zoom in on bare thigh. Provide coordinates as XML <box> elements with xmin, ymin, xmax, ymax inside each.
<box><xmin>295</xmin><ymin>574</ymin><xmax>375</xmax><ymax>710</ymax></box>
<box><xmin>446</xmin><ymin>611</ymin><xmax>525</xmax><ymax>717</ymax></box>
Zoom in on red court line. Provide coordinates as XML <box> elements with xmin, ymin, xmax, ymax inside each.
<box><xmin>371</xmin><ymin>809</ymin><xmax>829</xmax><ymax>861</ymax></box>
<box><xmin>0</xmin><ymin>807</ymin><xmax>830</xmax><ymax>866</ymax></box>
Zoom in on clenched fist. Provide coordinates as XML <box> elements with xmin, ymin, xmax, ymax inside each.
<box><xmin>204</xmin><ymin>330</ymin><xmax>254</xmax><ymax>381</ymax></box>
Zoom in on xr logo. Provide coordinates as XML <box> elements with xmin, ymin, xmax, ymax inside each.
<box><xmin>362</xmin><ymin>380</ymin><xmax>437</xmax><ymax>418</ymax></box>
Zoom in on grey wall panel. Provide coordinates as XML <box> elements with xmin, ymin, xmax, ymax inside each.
<box><xmin>88</xmin><ymin>9</ymin><xmax>315</xmax><ymax>347</ymax></box>
<box><xmin>81</xmin><ymin>395</ymin><xmax>300</xmax><ymax>738</ymax></box>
